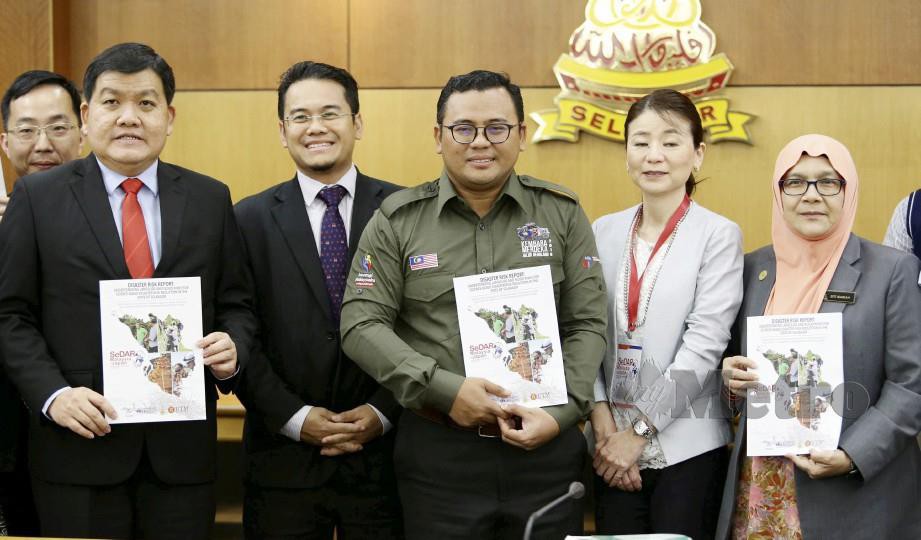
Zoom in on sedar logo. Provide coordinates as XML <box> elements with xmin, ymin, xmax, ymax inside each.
<box><xmin>531</xmin><ymin>0</ymin><xmax>755</xmax><ymax>144</ymax></box>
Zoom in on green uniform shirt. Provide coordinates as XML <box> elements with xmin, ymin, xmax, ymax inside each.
<box><xmin>340</xmin><ymin>171</ymin><xmax>607</xmax><ymax>430</ymax></box>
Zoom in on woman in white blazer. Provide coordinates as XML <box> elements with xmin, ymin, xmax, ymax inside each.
<box><xmin>590</xmin><ymin>89</ymin><xmax>743</xmax><ymax>539</ymax></box>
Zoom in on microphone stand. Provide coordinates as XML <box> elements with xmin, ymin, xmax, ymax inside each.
<box><xmin>523</xmin><ymin>481</ymin><xmax>585</xmax><ymax>540</ymax></box>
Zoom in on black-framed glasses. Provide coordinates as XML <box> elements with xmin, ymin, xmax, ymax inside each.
<box><xmin>441</xmin><ymin>123</ymin><xmax>520</xmax><ymax>144</ymax></box>
<box><xmin>8</xmin><ymin>122</ymin><xmax>76</xmax><ymax>142</ymax></box>
<box><xmin>778</xmin><ymin>178</ymin><xmax>846</xmax><ymax>196</ymax></box>
<box><xmin>284</xmin><ymin>112</ymin><xmax>355</xmax><ymax>125</ymax></box>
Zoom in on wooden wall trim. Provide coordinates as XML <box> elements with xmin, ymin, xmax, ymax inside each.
<box><xmin>51</xmin><ymin>0</ymin><xmax>921</xmax><ymax>90</ymax></box>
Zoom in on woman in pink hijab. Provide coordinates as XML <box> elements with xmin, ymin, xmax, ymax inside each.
<box><xmin>717</xmin><ymin>134</ymin><xmax>921</xmax><ymax>538</ymax></box>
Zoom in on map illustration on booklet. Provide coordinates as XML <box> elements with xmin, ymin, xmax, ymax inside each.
<box><xmin>100</xmin><ymin>277</ymin><xmax>206</xmax><ymax>423</ymax></box>
<box><xmin>454</xmin><ymin>266</ymin><xmax>567</xmax><ymax>407</ymax></box>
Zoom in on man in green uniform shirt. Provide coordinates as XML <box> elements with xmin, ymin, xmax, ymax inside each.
<box><xmin>340</xmin><ymin>70</ymin><xmax>607</xmax><ymax>539</ymax></box>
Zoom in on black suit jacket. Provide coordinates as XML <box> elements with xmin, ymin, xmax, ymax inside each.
<box><xmin>0</xmin><ymin>155</ymin><xmax>257</xmax><ymax>486</ymax></box>
<box><xmin>0</xmin><ymin>368</ymin><xmax>24</xmax><ymax>472</ymax></box>
<box><xmin>234</xmin><ymin>171</ymin><xmax>402</xmax><ymax>488</ymax></box>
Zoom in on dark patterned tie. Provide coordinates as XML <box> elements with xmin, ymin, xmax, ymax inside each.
<box><xmin>317</xmin><ymin>185</ymin><xmax>348</xmax><ymax>321</ymax></box>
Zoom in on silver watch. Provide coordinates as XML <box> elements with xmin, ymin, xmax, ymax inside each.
<box><xmin>632</xmin><ymin>418</ymin><xmax>656</xmax><ymax>441</ymax></box>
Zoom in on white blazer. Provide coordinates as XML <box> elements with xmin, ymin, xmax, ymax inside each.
<box><xmin>591</xmin><ymin>201</ymin><xmax>743</xmax><ymax>465</ymax></box>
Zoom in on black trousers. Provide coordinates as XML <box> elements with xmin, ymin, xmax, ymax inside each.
<box><xmin>0</xmin><ymin>467</ymin><xmax>39</xmax><ymax>536</ymax></box>
<box><xmin>243</xmin><ymin>464</ymin><xmax>403</xmax><ymax>540</ymax></box>
<box><xmin>594</xmin><ymin>446</ymin><xmax>728</xmax><ymax>540</ymax></box>
<box><xmin>395</xmin><ymin>411</ymin><xmax>585</xmax><ymax>540</ymax></box>
<box><xmin>31</xmin><ymin>446</ymin><xmax>214</xmax><ymax>540</ymax></box>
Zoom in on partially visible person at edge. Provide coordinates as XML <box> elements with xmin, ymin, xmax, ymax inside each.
<box><xmin>882</xmin><ymin>188</ymin><xmax>921</xmax><ymax>259</ymax></box>
<box><xmin>589</xmin><ymin>88</ymin><xmax>742</xmax><ymax>539</ymax></box>
<box><xmin>719</xmin><ymin>134</ymin><xmax>921</xmax><ymax>538</ymax></box>
<box><xmin>0</xmin><ymin>69</ymin><xmax>84</xmax><ymax>537</ymax></box>
<box><xmin>340</xmin><ymin>70</ymin><xmax>607</xmax><ymax>539</ymax></box>
<box><xmin>0</xmin><ymin>69</ymin><xmax>83</xmax><ymax>221</ymax></box>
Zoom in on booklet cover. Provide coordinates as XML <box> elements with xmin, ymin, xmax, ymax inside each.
<box><xmin>100</xmin><ymin>277</ymin><xmax>206</xmax><ymax>423</ymax></box>
<box><xmin>454</xmin><ymin>266</ymin><xmax>567</xmax><ymax>407</ymax></box>
<box><xmin>745</xmin><ymin>313</ymin><xmax>844</xmax><ymax>456</ymax></box>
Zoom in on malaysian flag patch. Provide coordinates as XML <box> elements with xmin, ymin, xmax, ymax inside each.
<box><xmin>581</xmin><ymin>256</ymin><xmax>601</xmax><ymax>269</ymax></box>
<box><xmin>408</xmin><ymin>253</ymin><xmax>439</xmax><ymax>271</ymax></box>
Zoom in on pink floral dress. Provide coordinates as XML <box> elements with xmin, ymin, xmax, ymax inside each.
<box><xmin>732</xmin><ymin>456</ymin><xmax>803</xmax><ymax>539</ymax></box>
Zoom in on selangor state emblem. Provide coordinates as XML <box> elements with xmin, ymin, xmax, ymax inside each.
<box><xmin>532</xmin><ymin>0</ymin><xmax>755</xmax><ymax>144</ymax></box>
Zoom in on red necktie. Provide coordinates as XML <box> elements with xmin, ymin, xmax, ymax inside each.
<box><xmin>121</xmin><ymin>178</ymin><xmax>154</xmax><ymax>279</ymax></box>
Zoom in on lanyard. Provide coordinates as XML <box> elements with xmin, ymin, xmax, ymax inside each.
<box><xmin>627</xmin><ymin>195</ymin><xmax>691</xmax><ymax>332</ymax></box>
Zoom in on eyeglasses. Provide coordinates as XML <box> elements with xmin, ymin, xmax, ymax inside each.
<box><xmin>778</xmin><ymin>178</ymin><xmax>846</xmax><ymax>196</ymax></box>
<box><xmin>441</xmin><ymin>123</ymin><xmax>520</xmax><ymax>144</ymax></box>
<box><xmin>284</xmin><ymin>112</ymin><xmax>355</xmax><ymax>125</ymax></box>
<box><xmin>7</xmin><ymin>122</ymin><xmax>76</xmax><ymax>142</ymax></box>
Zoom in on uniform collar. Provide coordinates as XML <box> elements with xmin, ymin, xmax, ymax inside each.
<box><xmin>435</xmin><ymin>169</ymin><xmax>527</xmax><ymax>216</ymax></box>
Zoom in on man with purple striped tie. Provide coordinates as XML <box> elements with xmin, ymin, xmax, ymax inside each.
<box><xmin>233</xmin><ymin>61</ymin><xmax>404</xmax><ymax>539</ymax></box>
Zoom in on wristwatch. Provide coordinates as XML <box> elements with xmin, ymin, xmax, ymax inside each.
<box><xmin>632</xmin><ymin>418</ymin><xmax>656</xmax><ymax>441</ymax></box>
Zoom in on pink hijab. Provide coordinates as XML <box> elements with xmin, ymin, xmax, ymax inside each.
<box><xmin>765</xmin><ymin>134</ymin><xmax>859</xmax><ymax>315</ymax></box>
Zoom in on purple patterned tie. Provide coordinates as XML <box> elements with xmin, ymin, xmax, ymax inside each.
<box><xmin>318</xmin><ymin>185</ymin><xmax>348</xmax><ymax>321</ymax></box>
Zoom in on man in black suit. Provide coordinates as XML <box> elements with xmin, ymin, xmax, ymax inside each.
<box><xmin>0</xmin><ymin>43</ymin><xmax>256</xmax><ymax>539</ymax></box>
<box><xmin>234</xmin><ymin>61</ymin><xmax>403</xmax><ymax>539</ymax></box>
<box><xmin>0</xmin><ymin>69</ymin><xmax>84</xmax><ymax>537</ymax></box>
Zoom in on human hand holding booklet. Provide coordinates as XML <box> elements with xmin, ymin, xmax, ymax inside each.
<box><xmin>99</xmin><ymin>277</ymin><xmax>207</xmax><ymax>423</ymax></box>
<box><xmin>745</xmin><ymin>313</ymin><xmax>844</xmax><ymax>456</ymax></box>
<box><xmin>454</xmin><ymin>265</ymin><xmax>567</xmax><ymax>407</ymax></box>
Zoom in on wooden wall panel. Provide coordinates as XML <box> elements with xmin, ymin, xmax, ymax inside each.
<box><xmin>706</xmin><ymin>0</ymin><xmax>921</xmax><ymax>85</ymax></box>
<box><xmin>53</xmin><ymin>0</ymin><xmax>348</xmax><ymax>91</ymax></box>
<box><xmin>53</xmin><ymin>1</ymin><xmax>921</xmax><ymax>90</ymax></box>
<box><xmin>0</xmin><ymin>0</ymin><xmax>52</xmax><ymax>187</ymax></box>
<box><xmin>350</xmin><ymin>0</ymin><xmax>921</xmax><ymax>88</ymax></box>
<box><xmin>349</xmin><ymin>0</ymin><xmax>585</xmax><ymax>88</ymax></box>
<box><xmin>161</xmin><ymin>91</ymin><xmax>292</xmax><ymax>198</ymax></box>
<box><xmin>165</xmin><ymin>86</ymin><xmax>921</xmax><ymax>253</ymax></box>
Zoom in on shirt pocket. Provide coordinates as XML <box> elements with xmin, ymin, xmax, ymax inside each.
<box><xmin>402</xmin><ymin>272</ymin><xmax>459</xmax><ymax>339</ymax></box>
<box><xmin>403</xmin><ymin>271</ymin><xmax>456</xmax><ymax>304</ymax></box>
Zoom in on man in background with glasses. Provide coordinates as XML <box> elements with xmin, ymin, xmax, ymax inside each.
<box><xmin>234</xmin><ymin>61</ymin><xmax>403</xmax><ymax>539</ymax></box>
<box><xmin>0</xmin><ymin>69</ymin><xmax>83</xmax><ymax>537</ymax></box>
<box><xmin>341</xmin><ymin>70</ymin><xmax>607</xmax><ymax>539</ymax></box>
<box><xmin>0</xmin><ymin>70</ymin><xmax>84</xmax><ymax>222</ymax></box>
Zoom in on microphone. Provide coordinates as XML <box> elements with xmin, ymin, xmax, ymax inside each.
<box><xmin>523</xmin><ymin>481</ymin><xmax>585</xmax><ymax>540</ymax></box>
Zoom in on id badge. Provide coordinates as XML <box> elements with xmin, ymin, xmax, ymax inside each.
<box><xmin>610</xmin><ymin>340</ymin><xmax>642</xmax><ymax>405</ymax></box>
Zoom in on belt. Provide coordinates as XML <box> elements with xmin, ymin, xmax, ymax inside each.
<box><xmin>412</xmin><ymin>407</ymin><xmax>501</xmax><ymax>438</ymax></box>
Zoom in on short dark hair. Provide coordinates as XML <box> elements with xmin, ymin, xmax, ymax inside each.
<box><xmin>436</xmin><ymin>70</ymin><xmax>524</xmax><ymax>125</ymax></box>
<box><xmin>2</xmin><ymin>70</ymin><xmax>82</xmax><ymax>130</ymax></box>
<box><xmin>277</xmin><ymin>61</ymin><xmax>359</xmax><ymax>120</ymax></box>
<box><xmin>83</xmin><ymin>42</ymin><xmax>176</xmax><ymax>105</ymax></box>
<box><xmin>625</xmin><ymin>89</ymin><xmax>704</xmax><ymax>196</ymax></box>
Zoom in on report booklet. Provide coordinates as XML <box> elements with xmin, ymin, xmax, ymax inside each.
<box><xmin>745</xmin><ymin>313</ymin><xmax>844</xmax><ymax>456</ymax></box>
<box><xmin>99</xmin><ymin>277</ymin><xmax>206</xmax><ymax>423</ymax></box>
<box><xmin>454</xmin><ymin>266</ymin><xmax>567</xmax><ymax>407</ymax></box>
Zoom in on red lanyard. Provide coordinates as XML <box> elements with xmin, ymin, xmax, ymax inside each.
<box><xmin>627</xmin><ymin>195</ymin><xmax>691</xmax><ymax>332</ymax></box>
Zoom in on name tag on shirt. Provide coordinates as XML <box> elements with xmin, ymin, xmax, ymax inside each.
<box><xmin>611</xmin><ymin>340</ymin><xmax>642</xmax><ymax>406</ymax></box>
<box><xmin>824</xmin><ymin>290</ymin><xmax>856</xmax><ymax>304</ymax></box>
